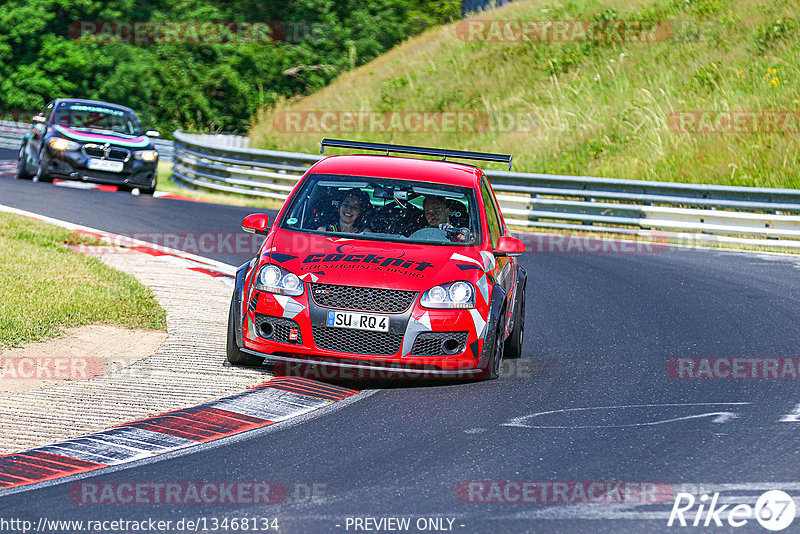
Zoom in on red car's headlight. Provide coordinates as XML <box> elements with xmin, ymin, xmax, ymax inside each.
<box><xmin>421</xmin><ymin>281</ymin><xmax>474</xmax><ymax>309</ymax></box>
<box><xmin>254</xmin><ymin>265</ymin><xmax>304</xmax><ymax>296</ymax></box>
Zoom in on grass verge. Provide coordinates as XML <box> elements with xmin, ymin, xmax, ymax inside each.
<box><xmin>0</xmin><ymin>213</ymin><xmax>166</xmax><ymax>347</ymax></box>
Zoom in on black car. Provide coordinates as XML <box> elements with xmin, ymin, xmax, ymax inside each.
<box><xmin>16</xmin><ymin>98</ymin><xmax>160</xmax><ymax>194</ymax></box>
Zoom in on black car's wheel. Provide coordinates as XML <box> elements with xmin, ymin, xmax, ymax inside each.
<box><xmin>15</xmin><ymin>147</ymin><xmax>31</xmax><ymax>180</ymax></box>
<box><xmin>480</xmin><ymin>321</ymin><xmax>505</xmax><ymax>380</ymax></box>
<box><xmin>504</xmin><ymin>283</ymin><xmax>526</xmax><ymax>359</ymax></box>
<box><xmin>32</xmin><ymin>149</ymin><xmax>53</xmax><ymax>183</ymax></box>
<box><xmin>226</xmin><ymin>294</ymin><xmax>263</xmax><ymax>366</ymax></box>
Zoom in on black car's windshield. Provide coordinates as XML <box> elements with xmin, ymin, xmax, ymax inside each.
<box><xmin>51</xmin><ymin>102</ymin><xmax>143</xmax><ymax>136</ymax></box>
<box><xmin>281</xmin><ymin>174</ymin><xmax>481</xmax><ymax>245</ymax></box>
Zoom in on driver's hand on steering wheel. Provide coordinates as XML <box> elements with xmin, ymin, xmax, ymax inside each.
<box><xmin>441</xmin><ymin>224</ymin><xmax>470</xmax><ymax>243</ymax></box>
<box><xmin>453</xmin><ymin>228</ymin><xmax>470</xmax><ymax>243</ymax></box>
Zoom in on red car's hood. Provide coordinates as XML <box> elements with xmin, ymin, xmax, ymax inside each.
<box><xmin>262</xmin><ymin>229</ymin><xmax>491</xmax><ymax>291</ymax></box>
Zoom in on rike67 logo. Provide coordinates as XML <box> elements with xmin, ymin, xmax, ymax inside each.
<box><xmin>668</xmin><ymin>490</ymin><xmax>796</xmax><ymax>531</ymax></box>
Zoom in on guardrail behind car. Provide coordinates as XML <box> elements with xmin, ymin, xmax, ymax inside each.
<box><xmin>171</xmin><ymin>131</ymin><xmax>800</xmax><ymax>251</ymax></box>
<box><xmin>0</xmin><ymin>120</ymin><xmax>174</xmax><ymax>158</ymax></box>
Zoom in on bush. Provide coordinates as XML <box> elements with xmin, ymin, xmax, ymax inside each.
<box><xmin>0</xmin><ymin>0</ymin><xmax>460</xmax><ymax>136</ymax></box>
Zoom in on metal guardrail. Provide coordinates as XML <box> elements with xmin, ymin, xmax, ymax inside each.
<box><xmin>171</xmin><ymin>130</ymin><xmax>320</xmax><ymax>200</ymax></box>
<box><xmin>0</xmin><ymin>120</ymin><xmax>174</xmax><ymax>158</ymax></box>
<box><xmin>170</xmin><ymin>131</ymin><xmax>800</xmax><ymax>251</ymax></box>
<box><xmin>0</xmin><ymin>120</ymin><xmax>30</xmax><ymax>152</ymax></box>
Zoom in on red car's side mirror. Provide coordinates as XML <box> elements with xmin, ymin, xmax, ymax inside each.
<box><xmin>494</xmin><ymin>236</ymin><xmax>525</xmax><ymax>257</ymax></box>
<box><xmin>242</xmin><ymin>213</ymin><xmax>270</xmax><ymax>235</ymax></box>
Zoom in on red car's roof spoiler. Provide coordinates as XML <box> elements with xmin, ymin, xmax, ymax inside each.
<box><xmin>320</xmin><ymin>138</ymin><xmax>513</xmax><ymax>171</ymax></box>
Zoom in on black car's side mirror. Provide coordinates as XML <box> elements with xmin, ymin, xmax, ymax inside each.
<box><xmin>31</xmin><ymin>115</ymin><xmax>46</xmax><ymax>124</ymax></box>
<box><xmin>145</xmin><ymin>130</ymin><xmax>160</xmax><ymax>138</ymax></box>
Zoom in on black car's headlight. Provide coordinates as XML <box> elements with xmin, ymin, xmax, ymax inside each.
<box><xmin>420</xmin><ymin>281</ymin><xmax>475</xmax><ymax>309</ymax></box>
<box><xmin>49</xmin><ymin>137</ymin><xmax>81</xmax><ymax>151</ymax></box>
<box><xmin>254</xmin><ymin>265</ymin><xmax>303</xmax><ymax>296</ymax></box>
<box><xmin>134</xmin><ymin>150</ymin><xmax>158</xmax><ymax>162</ymax></box>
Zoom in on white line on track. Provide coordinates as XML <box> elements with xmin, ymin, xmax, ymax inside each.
<box><xmin>0</xmin><ymin>203</ymin><xmax>237</xmax><ymax>275</ymax></box>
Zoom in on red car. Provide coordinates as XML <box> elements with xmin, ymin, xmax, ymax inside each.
<box><xmin>227</xmin><ymin>139</ymin><xmax>526</xmax><ymax>380</ymax></box>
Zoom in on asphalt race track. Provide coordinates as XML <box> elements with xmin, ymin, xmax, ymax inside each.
<box><xmin>2</xmin><ymin>159</ymin><xmax>800</xmax><ymax>533</ymax></box>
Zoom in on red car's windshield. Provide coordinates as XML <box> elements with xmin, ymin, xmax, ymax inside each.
<box><xmin>280</xmin><ymin>174</ymin><xmax>481</xmax><ymax>245</ymax></box>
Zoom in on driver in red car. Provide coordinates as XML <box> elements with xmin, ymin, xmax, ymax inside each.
<box><xmin>423</xmin><ymin>196</ymin><xmax>470</xmax><ymax>243</ymax></box>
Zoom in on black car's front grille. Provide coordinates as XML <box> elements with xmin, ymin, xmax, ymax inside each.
<box><xmin>411</xmin><ymin>331</ymin><xmax>468</xmax><ymax>356</ymax></box>
<box><xmin>309</xmin><ymin>283</ymin><xmax>416</xmax><ymax>313</ymax></box>
<box><xmin>312</xmin><ymin>325</ymin><xmax>403</xmax><ymax>355</ymax></box>
<box><xmin>83</xmin><ymin>145</ymin><xmax>130</xmax><ymax>161</ymax></box>
<box><xmin>84</xmin><ymin>146</ymin><xmax>105</xmax><ymax>158</ymax></box>
<box><xmin>108</xmin><ymin>147</ymin><xmax>130</xmax><ymax>160</ymax></box>
<box><xmin>254</xmin><ymin>314</ymin><xmax>302</xmax><ymax>344</ymax></box>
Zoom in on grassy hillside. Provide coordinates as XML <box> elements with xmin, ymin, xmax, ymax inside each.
<box><xmin>250</xmin><ymin>0</ymin><xmax>800</xmax><ymax>189</ymax></box>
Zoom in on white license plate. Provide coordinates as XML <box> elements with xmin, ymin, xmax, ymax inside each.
<box><xmin>87</xmin><ymin>159</ymin><xmax>124</xmax><ymax>172</ymax></box>
<box><xmin>326</xmin><ymin>310</ymin><xmax>389</xmax><ymax>332</ymax></box>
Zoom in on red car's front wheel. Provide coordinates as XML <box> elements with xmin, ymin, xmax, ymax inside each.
<box><xmin>480</xmin><ymin>322</ymin><xmax>505</xmax><ymax>380</ymax></box>
<box><xmin>505</xmin><ymin>284</ymin><xmax>526</xmax><ymax>359</ymax></box>
<box><xmin>226</xmin><ymin>294</ymin><xmax>262</xmax><ymax>366</ymax></box>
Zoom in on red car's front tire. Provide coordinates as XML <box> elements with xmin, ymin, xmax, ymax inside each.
<box><xmin>226</xmin><ymin>295</ymin><xmax>262</xmax><ymax>366</ymax></box>
<box><xmin>504</xmin><ymin>283</ymin><xmax>525</xmax><ymax>359</ymax></box>
<box><xmin>479</xmin><ymin>322</ymin><xmax>505</xmax><ymax>380</ymax></box>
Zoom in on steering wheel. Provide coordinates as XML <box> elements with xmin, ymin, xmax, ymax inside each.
<box><xmin>409</xmin><ymin>227</ymin><xmax>449</xmax><ymax>241</ymax></box>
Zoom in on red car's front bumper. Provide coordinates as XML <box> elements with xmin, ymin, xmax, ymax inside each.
<box><xmin>240</xmin><ymin>289</ymin><xmax>489</xmax><ymax>377</ymax></box>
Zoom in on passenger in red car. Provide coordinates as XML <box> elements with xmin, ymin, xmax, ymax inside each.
<box><xmin>318</xmin><ymin>189</ymin><xmax>371</xmax><ymax>233</ymax></box>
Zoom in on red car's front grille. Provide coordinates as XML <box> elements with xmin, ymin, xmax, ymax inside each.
<box><xmin>312</xmin><ymin>325</ymin><xmax>403</xmax><ymax>356</ymax></box>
